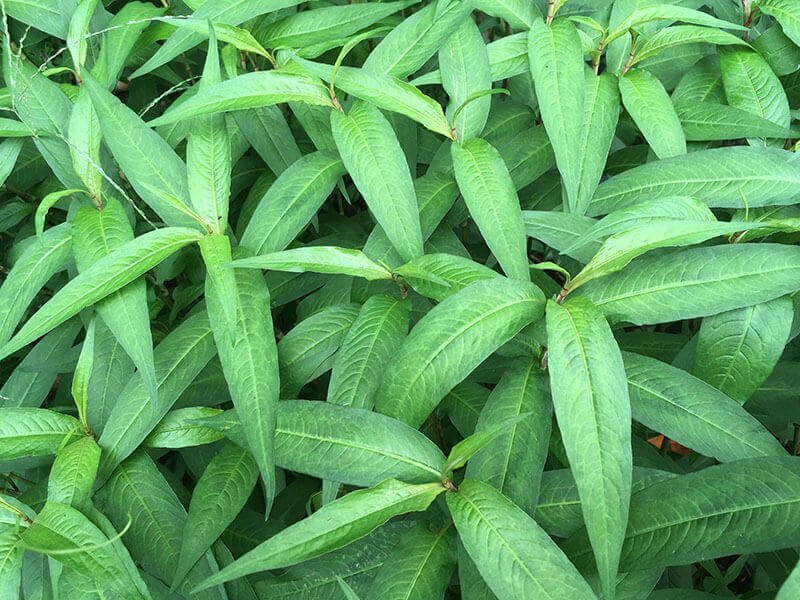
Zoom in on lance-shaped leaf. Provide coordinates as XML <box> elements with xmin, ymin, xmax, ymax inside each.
<box><xmin>606</xmin><ymin>5</ymin><xmax>745</xmax><ymax>46</ymax></box>
<box><xmin>0</xmin><ymin>138</ymin><xmax>23</xmax><ymax>188</ymax></box>
<box><xmin>47</xmin><ymin>436</ymin><xmax>101</xmax><ymax>509</ymax></box>
<box><xmin>68</xmin><ymin>88</ymin><xmax>102</xmax><ymax>200</ymax></box>
<box><xmin>620</xmin><ymin>68</ymin><xmax>686</xmax><ymax>159</ymax></box>
<box><xmin>130</xmin><ymin>0</ymin><xmax>305</xmax><ymax>77</ymax></box>
<box><xmin>332</xmin><ymin>101</ymin><xmax>424</xmax><ymax>262</ymax></box>
<box><xmin>275</xmin><ymin>400</ymin><xmax>446</xmax><ymax>486</ymax></box>
<box><xmin>466</xmin><ymin>361</ymin><xmax>552</xmax><ymax>515</ymax></box>
<box><xmin>365</xmin><ymin>521</ymin><xmax>456</xmax><ymax>600</ymax></box>
<box><xmin>568</xmin><ymin>220</ymin><xmax>751</xmax><ymax>291</ymax></box>
<box><xmin>632</xmin><ymin>25</ymin><xmax>748</xmax><ymax>65</ymax></box>
<box><xmin>363</xmin><ymin>0</ymin><xmax>471</xmax><ymax>78</ymax></box>
<box><xmin>0</xmin><ymin>223</ymin><xmax>72</xmax><ymax>349</ymax></box>
<box><xmin>259</xmin><ymin>0</ymin><xmax>417</xmax><ymax>48</ymax></box>
<box><xmin>328</xmin><ymin>295</ymin><xmax>411</xmax><ymax>409</ymax></box>
<box><xmin>0</xmin><ymin>528</ymin><xmax>22</xmax><ymax>599</ymax></box>
<box><xmin>293</xmin><ymin>56</ymin><xmax>452</xmax><ymax>138</ymax></box>
<box><xmin>440</xmin><ymin>18</ymin><xmax>491</xmax><ymax>142</ymax></box>
<box><xmin>623</xmin><ymin>351</ymin><xmax>787</xmax><ymax>462</ymax></box>
<box><xmin>195</xmin><ymin>479</ymin><xmax>445</xmax><ymax>590</ymax></box>
<box><xmin>157</xmin><ymin>17</ymin><xmax>271</xmax><ymax>58</ymax></box>
<box><xmin>575</xmin><ymin>72</ymin><xmax>620</xmax><ymax>215</ymax></box>
<box><xmin>231</xmin><ymin>247</ymin><xmax>394</xmax><ymax>281</ymax></box>
<box><xmin>173</xmin><ymin>442</ymin><xmax>259</xmax><ymax>588</ymax></box>
<box><xmin>674</xmin><ymin>100</ymin><xmax>794</xmax><ymax>140</ymax></box>
<box><xmin>777</xmin><ymin>557</ymin><xmax>800</xmax><ymax>600</ymax></box>
<box><xmin>396</xmin><ymin>253</ymin><xmax>500</xmax><ymax>302</ymax></box>
<box><xmin>0</xmin><ymin>227</ymin><xmax>202</xmax><ymax>360</ymax></box>
<box><xmin>447</xmin><ymin>479</ymin><xmax>597</xmax><ymax>600</ymax></box>
<box><xmin>451</xmin><ymin>138</ymin><xmax>529</xmax><ymax>281</ymax></box>
<box><xmin>143</xmin><ymin>407</ymin><xmax>224</xmax><ymax>448</ymax></box>
<box><xmin>566</xmin><ymin>457</ymin><xmax>800</xmax><ymax>571</ymax></box>
<box><xmin>82</xmin><ymin>73</ymin><xmax>199</xmax><ymax>229</ymax></box>
<box><xmin>72</xmin><ymin>198</ymin><xmax>159</xmax><ymax>415</ymax></box>
<box><xmin>444</xmin><ymin>412</ymin><xmax>532</xmax><ymax>474</ymax></box>
<box><xmin>205</xmin><ymin>260</ymin><xmax>280</xmax><ymax>512</ymax></box>
<box><xmin>528</xmin><ymin>18</ymin><xmax>585</xmax><ymax>212</ymax></box>
<box><xmin>468</xmin><ymin>0</ymin><xmax>537</xmax><ymax>29</ymax></box>
<box><xmin>580</xmin><ymin>243</ymin><xmax>800</xmax><ymax>325</ymax></box>
<box><xmin>375</xmin><ymin>278</ymin><xmax>545</xmax><ymax>428</ymax></box>
<box><xmin>588</xmin><ymin>147</ymin><xmax>800</xmax><ymax>216</ymax></box>
<box><xmin>240</xmin><ymin>150</ymin><xmax>345</xmax><ymax>255</ymax></box>
<box><xmin>97</xmin><ymin>311</ymin><xmax>216</xmax><ymax>481</ymax></box>
<box><xmin>187</xmin><ymin>24</ymin><xmax>231</xmax><ymax>233</ymax></box>
<box><xmin>0</xmin><ymin>409</ymin><xmax>82</xmax><ymax>459</ymax></box>
<box><xmin>719</xmin><ymin>46</ymin><xmax>790</xmax><ymax>137</ymax></box>
<box><xmin>693</xmin><ymin>296</ymin><xmax>793</xmax><ymax>403</ymax></box>
<box><xmin>546</xmin><ymin>297</ymin><xmax>631</xmax><ymax>597</ymax></box>
<box><xmin>758</xmin><ymin>0</ymin><xmax>800</xmax><ymax>46</ymax></box>
<box><xmin>20</xmin><ymin>502</ymin><xmax>150</xmax><ymax>600</ymax></box>
<box><xmin>147</xmin><ymin>71</ymin><xmax>334</xmax><ymax>128</ymax></box>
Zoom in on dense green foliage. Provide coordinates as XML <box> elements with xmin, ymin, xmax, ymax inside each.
<box><xmin>2</xmin><ymin>0</ymin><xmax>800</xmax><ymax>598</ymax></box>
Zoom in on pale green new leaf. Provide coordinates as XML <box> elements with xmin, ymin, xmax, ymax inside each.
<box><xmin>528</xmin><ymin>18</ymin><xmax>585</xmax><ymax>212</ymax></box>
<box><xmin>0</xmin><ymin>227</ymin><xmax>202</xmax><ymax>360</ymax></box>
<box><xmin>444</xmin><ymin>412</ymin><xmax>532</xmax><ymax>474</ymax></box>
<box><xmin>674</xmin><ymin>99</ymin><xmax>794</xmax><ymax>140</ymax></box>
<box><xmin>607</xmin><ymin>6</ymin><xmax>745</xmax><ymax>46</ymax></box>
<box><xmin>451</xmin><ymin>137</ymin><xmax>529</xmax><ymax>281</ymax></box>
<box><xmin>328</xmin><ymin>295</ymin><xmax>411</xmax><ymax>409</ymax></box>
<box><xmin>195</xmin><ymin>479</ymin><xmax>445</xmax><ymax>589</ymax></box>
<box><xmin>70</xmin><ymin>317</ymin><xmax>94</xmax><ymax>426</ymax></box>
<box><xmin>68</xmin><ymin>88</ymin><xmax>102</xmax><ymax>200</ymax></box>
<box><xmin>231</xmin><ymin>246</ymin><xmax>394</xmax><ymax>281</ymax></box>
<box><xmin>375</xmin><ymin>278</ymin><xmax>545</xmax><ymax>428</ymax></box>
<box><xmin>332</xmin><ymin>100</ymin><xmax>424</xmax><ymax>262</ymax></box>
<box><xmin>173</xmin><ymin>442</ymin><xmax>259</xmax><ymax>588</ymax></box>
<box><xmin>395</xmin><ymin>253</ymin><xmax>500</xmax><ymax>302</ymax></box>
<box><xmin>580</xmin><ymin>243</ymin><xmax>800</xmax><ymax>325</ymax></box>
<box><xmin>147</xmin><ymin>71</ymin><xmax>334</xmax><ymax>128</ymax></box>
<box><xmin>620</xmin><ymin>68</ymin><xmax>686</xmax><ymax>159</ymax></box>
<box><xmin>157</xmin><ymin>17</ymin><xmax>271</xmax><ymax>58</ymax></box>
<box><xmin>447</xmin><ymin>479</ymin><xmax>596</xmax><ymax>600</ymax></box>
<box><xmin>0</xmin><ymin>409</ymin><xmax>81</xmax><ymax>459</ymax></box>
<box><xmin>546</xmin><ymin>297</ymin><xmax>631</xmax><ymax>598</ymax></box>
<box><xmin>693</xmin><ymin>296</ymin><xmax>793</xmax><ymax>403</ymax></box>
<box><xmin>0</xmin><ymin>528</ymin><xmax>22</xmax><ymax>599</ymax></box>
<box><xmin>66</xmin><ymin>0</ymin><xmax>99</xmax><ymax>73</ymax></box>
<box><xmin>623</xmin><ymin>351</ymin><xmax>787</xmax><ymax>462</ymax></box>
<box><xmin>47</xmin><ymin>436</ymin><xmax>101</xmax><ymax>509</ymax></box>
<box><xmin>632</xmin><ymin>25</ymin><xmax>748</xmax><ymax>65</ymax></box>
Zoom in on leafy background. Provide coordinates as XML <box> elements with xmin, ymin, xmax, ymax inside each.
<box><xmin>1</xmin><ymin>0</ymin><xmax>800</xmax><ymax>598</ymax></box>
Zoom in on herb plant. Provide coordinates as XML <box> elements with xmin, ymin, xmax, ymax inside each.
<box><xmin>2</xmin><ymin>0</ymin><xmax>800</xmax><ymax>598</ymax></box>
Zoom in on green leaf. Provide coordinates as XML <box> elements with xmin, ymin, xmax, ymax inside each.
<box><xmin>259</xmin><ymin>1</ymin><xmax>417</xmax><ymax>49</ymax></box>
<box><xmin>375</xmin><ymin>278</ymin><xmax>545</xmax><ymax>428</ymax></box>
<box><xmin>292</xmin><ymin>56</ymin><xmax>452</xmax><ymax>137</ymax></box>
<box><xmin>72</xmin><ymin>198</ymin><xmax>159</xmax><ymax>416</ymax></box>
<box><xmin>68</xmin><ymin>89</ymin><xmax>102</xmax><ymax>200</ymax></box>
<box><xmin>693</xmin><ymin>296</ymin><xmax>794</xmax><ymax>403</ymax></box>
<box><xmin>440</xmin><ymin>18</ymin><xmax>491</xmax><ymax>142</ymax></box>
<box><xmin>231</xmin><ymin>246</ymin><xmax>394</xmax><ymax>281</ymax></box>
<box><xmin>777</xmin><ymin>556</ymin><xmax>800</xmax><ymax>600</ymax></box>
<box><xmin>0</xmin><ymin>528</ymin><xmax>22</xmax><ymax>599</ymax></box>
<box><xmin>546</xmin><ymin>297</ymin><xmax>631</xmax><ymax>597</ymax></box>
<box><xmin>606</xmin><ymin>5</ymin><xmax>745</xmax><ymax>46</ymax></box>
<box><xmin>0</xmin><ymin>138</ymin><xmax>24</xmax><ymax>188</ymax></box>
<box><xmin>195</xmin><ymin>479</ymin><xmax>445</xmax><ymax>590</ymax></box>
<box><xmin>566</xmin><ymin>457</ymin><xmax>800</xmax><ymax>571</ymax></box>
<box><xmin>0</xmin><ymin>224</ymin><xmax>73</xmax><ymax>349</ymax></box>
<box><xmin>0</xmin><ymin>409</ymin><xmax>81</xmax><ymax>459</ymax></box>
<box><xmin>0</xmin><ymin>227</ymin><xmax>202</xmax><ymax>361</ymax></box>
<box><xmin>444</xmin><ymin>412</ymin><xmax>532</xmax><ymax>474</ymax></box>
<box><xmin>623</xmin><ymin>351</ymin><xmax>788</xmax><ymax>462</ymax></box>
<box><xmin>364</xmin><ymin>521</ymin><xmax>456</xmax><ymax>600</ymax></box>
<box><xmin>580</xmin><ymin>243</ymin><xmax>800</xmax><ymax>325</ymax></box>
<box><xmin>758</xmin><ymin>0</ymin><xmax>800</xmax><ymax>47</ymax></box>
<box><xmin>157</xmin><ymin>17</ymin><xmax>271</xmax><ymax>59</ymax></box>
<box><xmin>447</xmin><ymin>479</ymin><xmax>596</xmax><ymax>600</ymax></box>
<box><xmin>331</xmin><ymin>100</ymin><xmax>424</xmax><ymax>262</ymax></box>
<box><xmin>451</xmin><ymin>137</ymin><xmax>530</xmax><ymax>281</ymax></box>
<box><xmin>66</xmin><ymin>0</ymin><xmax>99</xmax><ymax>74</ymax></box>
<box><xmin>70</xmin><ymin>317</ymin><xmax>94</xmax><ymax>427</ymax></box>
<box><xmin>465</xmin><ymin>361</ymin><xmax>552</xmax><ymax>515</ymax></box>
<box><xmin>575</xmin><ymin>72</ymin><xmax>620</xmax><ymax>216</ymax></box>
<box><xmin>173</xmin><ymin>441</ymin><xmax>259</xmax><ymax>588</ymax></box>
<box><xmin>36</xmin><ymin>189</ymin><xmax>86</xmax><ymax>241</ymax></box>
<box><xmin>240</xmin><ymin>150</ymin><xmax>345</xmax><ymax>254</ymax></box>
<box><xmin>82</xmin><ymin>72</ymin><xmax>200</xmax><ymax>229</ymax></box>
<box><xmin>205</xmin><ymin>260</ymin><xmax>280</xmax><ymax>513</ymax></box>
<box><xmin>620</xmin><ymin>68</ymin><xmax>686</xmax><ymax>159</ymax></box>
<box><xmin>719</xmin><ymin>46</ymin><xmax>791</xmax><ymax>139</ymax></box>
<box><xmin>47</xmin><ymin>436</ymin><xmax>101</xmax><ymax>509</ymax></box>
<box><xmin>633</xmin><ymin>25</ymin><xmax>748</xmax><ymax>65</ymax></box>
<box><xmin>528</xmin><ymin>18</ymin><xmax>585</xmax><ymax>212</ymax></box>
<box><xmin>674</xmin><ymin>99</ymin><xmax>794</xmax><ymax>140</ymax></box>
<box><xmin>328</xmin><ymin>294</ymin><xmax>411</xmax><ymax>409</ymax></box>
<box><xmin>147</xmin><ymin>71</ymin><xmax>335</xmax><ymax>128</ymax></box>
<box><xmin>20</xmin><ymin>502</ymin><xmax>151</xmax><ymax>600</ymax></box>
<box><xmin>467</xmin><ymin>0</ymin><xmax>538</xmax><ymax>29</ymax></box>
<box><xmin>588</xmin><ymin>147</ymin><xmax>800</xmax><ymax>216</ymax></box>
<box><xmin>143</xmin><ymin>407</ymin><xmax>224</xmax><ymax>448</ymax></box>
<box><xmin>97</xmin><ymin>311</ymin><xmax>216</xmax><ymax>481</ymax></box>
<box><xmin>395</xmin><ymin>253</ymin><xmax>501</xmax><ymax>302</ymax></box>
<box><xmin>187</xmin><ymin>25</ymin><xmax>231</xmax><ymax>234</ymax></box>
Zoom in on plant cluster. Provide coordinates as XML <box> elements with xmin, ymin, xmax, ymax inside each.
<box><xmin>1</xmin><ymin>0</ymin><xmax>800</xmax><ymax>598</ymax></box>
